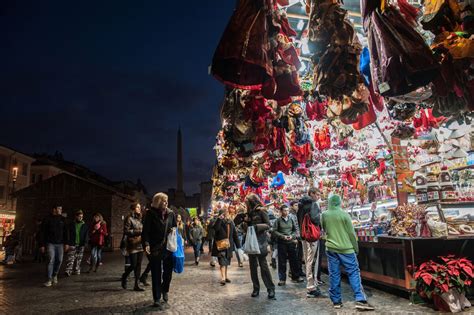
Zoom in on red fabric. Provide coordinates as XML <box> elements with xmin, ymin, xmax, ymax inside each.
<box><xmin>306</xmin><ymin>100</ymin><xmax>328</xmax><ymax>121</ymax></box>
<box><xmin>413</xmin><ymin>108</ymin><xmax>445</xmax><ymax>131</ymax></box>
<box><xmin>212</xmin><ymin>0</ymin><xmax>273</xmax><ymax>89</ymax></box>
<box><xmin>270</xmin><ymin>157</ymin><xmax>292</xmax><ymax>174</ymax></box>
<box><xmin>291</xmin><ymin>142</ymin><xmax>312</xmax><ymax>163</ymax></box>
<box><xmin>89</xmin><ymin>222</ymin><xmax>107</xmax><ymax>246</ymax></box>
<box><xmin>368</xmin><ymin>83</ymin><xmax>384</xmax><ymax>112</ymax></box>
<box><xmin>377</xmin><ymin>159</ymin><xmax>386</xmax><ymax>179</ymax></box>
<box><xmin>301</xmin><ymin>214</ymin><xmax>321</xmax><ymax>242</ymax></box>
<box><xmin>352</xmin><ymin>99</ymin><xmax>377</xmax><ymax>130</ymax></box>
<box><xmin>314</xmin><ymin>126</ymin><xmax>331</xmax><ymax>150</ymax></box>
<box><xmin>270</xmin><ymin>127</ymin><xmax>287</xmax><ymax>154</ymax></box>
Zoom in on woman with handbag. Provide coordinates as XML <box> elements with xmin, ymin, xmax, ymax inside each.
<box><xmin>239</xmin><ymin>194</ymin><xmax>276</xmax><ymax>299</ymax></box>
<box><xmin>121</xmin><ymin>203</ymin><xmax>145</xmax><ymax>291</ymax></box>
<box><xmin>142</xmin><ymin>193</ymin><xmax>177</xmax><ymax>310</ymax></box>
<box><xmin>210</xmin><ymin>209</ymin><xmax>240</xmax><ymax>286</ymax></box>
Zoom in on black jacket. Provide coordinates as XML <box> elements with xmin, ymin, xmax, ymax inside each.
<box><xmin>297</xmin><ymin>196</ymin><xmax>321</xmax><ymax>228</ymax></box>
<box><xmin>39</xmin><ymin>214</ymin><xmax>68</xmax><ymax>246</ymax></box>
<box><xmin>248</xmin><ymin>206</ymin><xmax>271</xmax><ymax>255</ymax></box>
<box><xmin>66</xmin><ymin>221</ymin><xmax>89</xmax><ymax>246</ymax></box>
<box><xmin>142</xmin><ymin>207</ymin><xmax>176</xmax><ymax>254</ymax></box>
<box><xmin>211</xmin><ymin>218</ymin><xmax>241</xmax><ymax>257</ymax></box>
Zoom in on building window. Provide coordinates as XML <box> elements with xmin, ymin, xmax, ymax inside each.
<box><xmin>0</xmin><ymin>155</ymin><xmax>6</xmax><ymax>170</ymax></box>
<box><xmin>0</xmin><ymin>185</ymin><xmax>4</xmax><ymax>199</ymax></box>
<box><xmin>21</xmin><ymin>162</ymin><xmax>28</xmax><ymax>176</ymax></box>
<box><xmin>31</xmin><ymin>174</ymin><xmax>36</xmax><ymax>184</ymax></box>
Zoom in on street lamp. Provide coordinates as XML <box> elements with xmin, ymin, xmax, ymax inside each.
<box><xmin>11</xmin><ymin>166</ymin><xmax>18</xmax><ymax>194</ymax></box>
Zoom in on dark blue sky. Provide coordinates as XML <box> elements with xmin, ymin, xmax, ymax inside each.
<box><xmin>1</xmin><ymin>1</ymin><xmax>235</xmax><ymax>193</ymax></box>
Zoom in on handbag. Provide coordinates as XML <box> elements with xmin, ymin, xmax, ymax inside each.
<box><xmin>167</xmin><ymin>228</ymin><xmax>178</xmax><ymax>253</ymax></box>
<box><xmin>173</xmin><ymin>232</ymin><xmax>185</xmax><ymax>274</ymax></box>
<box><xmin>243</xmin><ymin>226</ymin><xmax>261</xmax><ymax>255</ymax></box>
<box><xmin>216</xmin><ymin>222</ymin><xmax>231</xmax><ymax>251</ymax></box>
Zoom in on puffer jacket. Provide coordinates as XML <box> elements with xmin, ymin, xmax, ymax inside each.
<box><xmin>124</xmin><ymin>212</ymin><xmax>143</xmax><ymax>254</ymax></box>
<box><xmin>248</xmin><ymin>205</ymin><xmax>271</xmax><ymax>255</ymax></box>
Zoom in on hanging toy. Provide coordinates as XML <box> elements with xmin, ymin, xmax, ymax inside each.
<box><xmin>270</xmin><ymin>171</ymin><xmax>286</xmax><ymax>189</ymax></box>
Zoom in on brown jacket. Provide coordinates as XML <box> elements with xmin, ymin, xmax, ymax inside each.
<box><xmin>124</xmin><ymin>213</ymin><xmax>143</xmax><ymax>254</ymax></box>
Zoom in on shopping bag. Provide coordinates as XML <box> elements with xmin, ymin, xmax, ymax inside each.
<box><xmin>243</xmin><ymin>226</ymin><xmax>261</xmax><ymax>255</ymax></box>
<box><xmin>167</xmin><ymin>228</ymin><xmax>178</xmax><ymax>253</ymax></box>
<box><xmin>173</xmin><ymin>232</ymin><xmax>184</xmax><ymax>274</ymax></box>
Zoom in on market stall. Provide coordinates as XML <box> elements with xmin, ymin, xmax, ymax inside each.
<box><xmin>209</xmin><ymin>0</ymin><xmax>474</xmax><ymax>308</ymax></box>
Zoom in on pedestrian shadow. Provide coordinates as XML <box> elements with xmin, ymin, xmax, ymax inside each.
<box><xmin>88</xmin><ymin>288</ymin><xmax>123</xmax><ymax>293</ymax></box>
<box><xmin>55</xmin><ymin>301</ymin><xmax>155</xmax><ymax>315</ymax></box>
<box><xmin>74</xmin><ymin>277</ymin><xmax>120</xmax><ymax>283</ymax></box>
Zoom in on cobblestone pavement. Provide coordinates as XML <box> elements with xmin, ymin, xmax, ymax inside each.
<box><xmin>0</xmin><ymin>248</ymin><xmax>468</xmax><ymax>314</ymax></box>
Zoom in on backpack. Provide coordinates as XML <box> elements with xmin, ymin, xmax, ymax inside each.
<box><xmin>301</xmin><ymin>213</ymin><xmax>321</xmax><ymax>242</ymax></box>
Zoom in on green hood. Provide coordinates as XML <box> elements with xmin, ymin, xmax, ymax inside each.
<box><xmin>328</xmin><ymin>194</ymin><xmax>342</xmax><ymax>211</ymax></box>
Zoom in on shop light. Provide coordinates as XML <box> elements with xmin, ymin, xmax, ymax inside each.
<box><xmin>296</xmin><ymin>20</ymin><xmax>305</xmax><ymax>31</ymax></box>
<box><xmin>301</xmin><ymin>38</ymin><xmax>310</xmax><ymax>55</ymax></box>
<box><xmin>299</xmin><ymin>61</ymin><xmax>306</xmax><ymax>72</ymax></box>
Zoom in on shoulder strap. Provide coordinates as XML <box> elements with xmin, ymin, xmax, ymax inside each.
<box><xmin>226</xmin><ymin>221</ymin><xmax>230</xmax><ymax>239</ymax></box>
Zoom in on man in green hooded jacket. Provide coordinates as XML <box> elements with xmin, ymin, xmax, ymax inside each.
<box><xmin>321</xmin><ymin>194</ymin><xmax>374</xmax><ymax>311</ymax></box>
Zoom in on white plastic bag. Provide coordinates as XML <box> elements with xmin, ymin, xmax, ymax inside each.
<box><xmin>243</xmin><ymin>226</ymin><xmax>261</xmax><ymax>255</ymax></box>
<box><xmin>167</xmin><ymin>228</ymin><xmax>178</xmax><ymax>253</ymax></box>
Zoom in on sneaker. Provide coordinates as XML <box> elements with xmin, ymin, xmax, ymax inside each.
<box><xmin>162</xmin><ymin>292</ymin><xmax>169</xmax><ymax>302</ymax></box>
<box><xmin>73</xmin><ymin>270</ymin><xmax>81</xmax><ymax>275</ymax></box>
<box><xmin>52</xmin><ymin>276</ymin><xmax>58</xmax><ymax>284</ymax></box>
<box><xmin>306</xmin><ymin>289</ymin><xmax>322</xmax><ymax>298</ymax></box>
<box><xmin>317</xmin><ymin>279</ymin><xmax>325</xmax><ymax>285</ymax></box>
<box><xmin>43</xmin><ymin>280</ymin><xmax>53</xmax><ymax>287</ymax></box>
<box><xmin>152</xmin><ymin>302</ymin><xmax>164</xmax><ymax>310</ymax></box>
<box><xmin>268</xmin><ymin>289</ymin><xmax>276</xmax><ymax>300</ymax></box>
<box><xmin>278</xmin><ymin>281</ymin><xmax>286</xmax><ymax>286</ymax></box>
<box><xmin>333</xmin><ymin>302</ymin><xmax>343</xmax><ymax>309</ymax></box>
<box><xmin>355</xmin><ymin>301</ymin><xmax>375</xmax><ymax>311</ymax></box>
<box><xmin>65</xmin><ymin>271</ymin><xmax>72</xmax><ymax>277</ymax></box>
<box><xmin>238</xmin><ymin>262</ymin><xmax>243</xmax><ymax>268</ymax></box>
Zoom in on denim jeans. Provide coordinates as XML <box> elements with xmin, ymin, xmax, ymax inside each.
<box><xmin>192</xmin><ymin>242</ymin><xmax>201</xmax><ymax>260</ymax></box>
<box><xmin>327</xmin><ymin>251</ymin><xmax>366</xmax><ymax>304</ymax></box>
<box><xmin>47</xmin><ymin>243</ymin><xmax>64</xmax><ymax>280</ymax></box>
<box><xmin>91</xmin><ymin>246</ymin><xmax>103</xmax><ymax>267</ymax></box>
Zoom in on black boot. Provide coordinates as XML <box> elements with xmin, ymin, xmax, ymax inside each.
<box><xmin>268</xmin><ymin>289</ymin><xmax>276</xmax><ymax>300</ymax></box>
<box><xmin>271</xmin><ymin>258</ymin><xmax>277</xmax><ymax>269</ymax></box>
<box><xmin>121</xmin><ymin>274</ymin><xmax>127</xmax><ymax>289</ymax></box>
<box><xmin>133</xmin><ymin>281</ymin><xmax>145</xmax><ymax>292</ymax></box>
<box><xmin>139</xmin><ymin>274</ymin><xmax>149</xmax><ymax>286</ymax></box>
<box><xmin>251</xmin><ymin>289</ymin><xmax>259</xmax><ymax>298</ymax></box>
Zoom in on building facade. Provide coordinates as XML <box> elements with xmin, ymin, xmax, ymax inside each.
<box><xmin>0</xmin><ymin>145</ymin><xmax>35</xmax><ymax>245</ymax></box>
<box><xmin>15</xmin><ymin>173</ymin><xmax>136</xmax><ymax>252</ymax></box>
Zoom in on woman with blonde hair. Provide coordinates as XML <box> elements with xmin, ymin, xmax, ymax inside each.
<box><xmin>142</xmin><ymin>192</ymin><xmax>177</xmax><ymax>310</ymax></box>
<box><xmin>88</xmin><ymin>213</ymin><xmax>107</xmax><ymax>273</ymax></box>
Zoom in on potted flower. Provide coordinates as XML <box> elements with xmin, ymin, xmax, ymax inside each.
<box><xmin>414</xmin><ymin>255</ymin><xmax>473</xmax><ymax>312</ymax></box>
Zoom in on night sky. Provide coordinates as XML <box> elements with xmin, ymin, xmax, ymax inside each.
<box><xmin>1</xmin><ymin>1</ymin><xmax>235</xmax><ymax>194</ymax></box>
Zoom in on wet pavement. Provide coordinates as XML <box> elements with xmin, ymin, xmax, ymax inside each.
<box><xmin>0</xmin><ymin>247</ymin><xmax>461</xmax><ymax>314</ymax></box>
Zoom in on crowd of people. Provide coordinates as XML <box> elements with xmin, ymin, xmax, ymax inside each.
<box><xmin>27</xmin><ymin>187</ymin><xmax>374</xmax><ymax>311</ymax></box>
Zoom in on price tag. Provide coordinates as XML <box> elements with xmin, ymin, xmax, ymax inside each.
<box><xmin>378</xmin><ymin>82</ymin><xmax>390</xmax><ymax>94</ymax></box>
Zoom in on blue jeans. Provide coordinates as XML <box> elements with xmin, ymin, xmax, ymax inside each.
<box><xmin>192</xmin><ymin>242</ymin><xmax>201</xmax><ymax>260</ymax></box>
<box><xmin>47</xmin><ymin>243</ymin><xmax>64</xmax><ymax>280</ymax></box>
<box><xmin>91</xmin><ymin>246</ymin><xmax>103</xmax><ymax>267</ymax></box>
<box><xmin>326</xmin><ymin>251</ymin><xmax>366</xmax><ymax>304</ymax></box>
